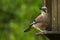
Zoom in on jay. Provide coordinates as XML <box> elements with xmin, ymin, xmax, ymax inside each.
<box><xmin>24</xmin><ymin>6</ymin><xmax>49</xmax><ymax>33</ymax></box>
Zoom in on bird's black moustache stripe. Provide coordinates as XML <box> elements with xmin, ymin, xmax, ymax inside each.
<box><xmin>42</xmin><ymin>9</ymin><xmax>46</xmax><ymax>13</ymax></box>
<box><xmin>40</xmin><ymin>8</ymin><xmax>46</xmax><ymax>13</ymax></box>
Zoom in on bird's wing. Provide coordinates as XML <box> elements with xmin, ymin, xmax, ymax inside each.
<box><xmin>35</xmin><ymin>14</ymin><xmax>44</xmax><ymax>22</ymax></box>
<box><xmin>34</xmin><ymin>13</ymin><xmax>49</xmax><ymax>28</ymax></box>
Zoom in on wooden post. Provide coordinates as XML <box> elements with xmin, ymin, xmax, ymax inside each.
<box><xmin>46</xmin><ymin>0</ymin><xmax>52</xmax><ymax>31</ymax></box>
<box><xmin>58</xmin><ymin>0</ymin><xmax>60</xmax><ymax>32</ymax></box>
<box><xmin>44</xmin><ymin>0</ymin><xmax>46</xmax><ymax>6</ymax></box>
<box><xmin>52</xmin><ymin>0</ymin><xmax>58</xmax><ymax>31</ymax></box>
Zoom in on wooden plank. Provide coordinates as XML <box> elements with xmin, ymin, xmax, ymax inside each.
<box><xmin>58</xmin><ymin>0</ymin><xmax>60</xmax><ymax>31</ymax></box>
<box><xmin>36</xmin><ymin>31</ymin><xmax>60</xmax><ymax>35</ymax></box>
<box><xmin>46</xmin><ymin>0</ymin><xmax>52</xmax><ymax>31</ymax></box>
<box><xmin>52</xmin><ymin>0</ymin><xmax>58</xmax><ymax>31</ymax></box>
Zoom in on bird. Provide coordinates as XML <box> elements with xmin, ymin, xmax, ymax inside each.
<box><xmin>24</xmin><ymin>6</ymin><xmax>49</xmax><ymax>33</ymax></box>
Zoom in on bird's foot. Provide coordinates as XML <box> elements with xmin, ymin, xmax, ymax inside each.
<box><xmin>35</xmin><ymin>30</ymin><xmax>48</xmax><ymax>36</ymax></box>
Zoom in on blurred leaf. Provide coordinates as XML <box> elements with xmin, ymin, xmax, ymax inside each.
<box><xmin>0</xmin><ymin>0</ymin><xmax>49</xmax><ymax>40</ymax></box>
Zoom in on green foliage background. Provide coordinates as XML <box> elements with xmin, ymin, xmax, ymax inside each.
<box><xmin>0</xmin><ymin>0</ymin><xmax>50</xmax><ymax>40</ymax></box>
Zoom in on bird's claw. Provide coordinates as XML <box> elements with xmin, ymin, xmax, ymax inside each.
<box><xmin>35</xmin><ymin>30</ymin><xmax>48</xmax><ymax>36</ymax></box>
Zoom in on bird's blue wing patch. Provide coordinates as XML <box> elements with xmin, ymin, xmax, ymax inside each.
<box><xmin>33</xmin><ymin>20</ymin><xmax>40</xmax><ymax>24</ymax></box>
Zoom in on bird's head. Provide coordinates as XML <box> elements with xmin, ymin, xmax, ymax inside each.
<box><xmin>40</xmin><ymin>6</ymin><xmax>47</xmax><ymax>13</ymax></box>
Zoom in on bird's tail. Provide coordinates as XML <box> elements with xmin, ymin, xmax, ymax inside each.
<box><xmin>24</xmin><ymin>24</ymin><xmax>33</xmax><ymax>32</ymax></box>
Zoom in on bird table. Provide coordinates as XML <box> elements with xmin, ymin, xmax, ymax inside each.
<box><xmin>37</xmin><ymin>0</ymin><xmax>60</xmax><ymax>40</ymax></box>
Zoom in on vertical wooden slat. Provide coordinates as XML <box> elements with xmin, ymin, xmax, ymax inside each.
<box><xmin>44</xmin><ymin>0</ymin><xmax>46</xmax><ymax>6</ymax></box>
<box><xmin>58</xmin><ymin>0</ymin><xmax>60</xmax><ymax>32</ymax></box>
<box><xmin>52</xmin><ymin>0</ymin><xmax>58</xmax><ymax>31</ymax></box>
<box><xmin>46</xmin><ymin>0</ymin><xmax>52</xmax><ymax>31</ymax></box>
